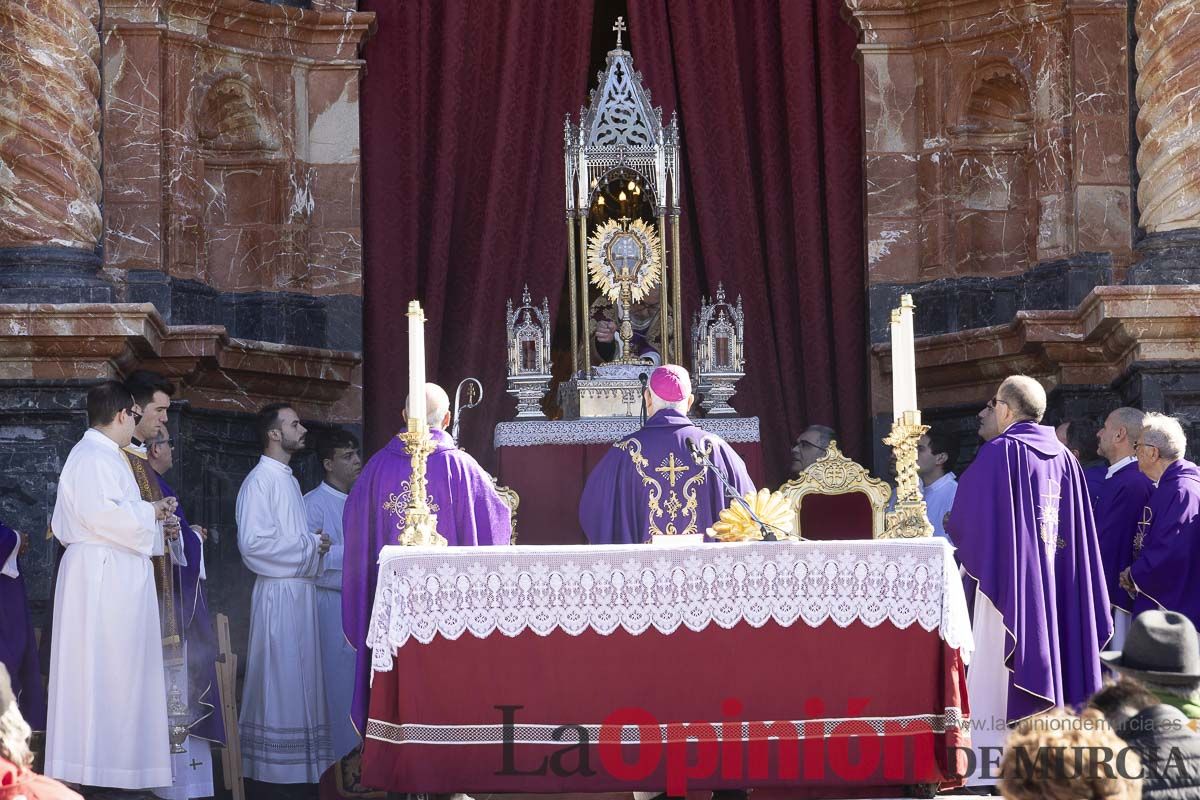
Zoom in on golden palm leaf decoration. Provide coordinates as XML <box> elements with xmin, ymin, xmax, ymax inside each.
<box><xmin>707</xmin><ymin>489</ymin><xmax>797</xmax><ymax>542</ymax></box>
<box><xmin>586</xmin><ymin>218</ymin><xmax>662</xmax><ymax>304</ymax></box>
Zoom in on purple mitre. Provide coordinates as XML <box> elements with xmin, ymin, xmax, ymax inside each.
<box><xmin>1130</xmin><ymin>458</ymin><xmax>1200</xmax><ymax>630</ymax></box>
<box><xmin>342</xmin><ymin>427</ymin><xmax>511</xmax><ymax>734</ymax></box>
<box><xmin>947</xmin><ymin>421</ymin><xmax>1112</xmax><ymax>722</ymax></box>
<box><xmin>579</xmin><ymin>408</ymin><xmax>755</xmax><ymax>545</ymax></box>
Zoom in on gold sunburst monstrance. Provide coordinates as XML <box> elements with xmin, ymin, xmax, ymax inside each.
<box><xmin>586</xmin><ymin>218</ymin><xmax>662</xmax><ymax>364</ymax></box>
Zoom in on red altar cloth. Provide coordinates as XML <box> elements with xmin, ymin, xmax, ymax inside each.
<box><xmin>495</xmin><ymin>420</ymin><xmax>766</xmax><ymax>545</ymax></box>
<box><xmin>361</xmin><ymin>540</ymin><xmax>972</xmax><ymax>794</ymax></box>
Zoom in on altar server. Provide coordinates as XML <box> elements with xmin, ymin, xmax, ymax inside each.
<box><xmin>304</xmin><ymin>428</ymin><xmax>362</xmax><ymax>759</ymax></box>
<box><xmin>915</xmin><ymin>428</ymin><xmax>958</xmax><ymax>539</ymax></box>
<box><xmin>236</xmin><ymin>403</ymin><xmax>333</xmax><ymax>784</ymax></box>
<box><xmin>1094</xmin><ymin>407</ymin><xmax>1154</xmax><ymax>649</ymax></box>
<box><xmin>0</xmin><ymin>522</ymin><xmax>46</xmax><ymax>733</ymax></box>
<box><xmin>947</xmin><ymin>375</ymin><xmax>1111</xmax><ymax>783</ymax></box>
<box><xmin>343</xmin><ymin>383</ymin><xmax>510</xmax><ymax>734</ymax></box>
<box><xmin>1121</xmin><ymin>412</ymin><xmax>1200</xmax><ymax>631</ymax></box>
<box><xmin>146</xmin><ymin>432</ymin><xmax>226</xmax><ymax>798</ymax></box>
<box><xmin>579</xmin><ymin>364</ymin><xmax>755</xmax><ymax>544</ymax></box>
<box><xmin>45</xmin><ymin>381</ymin><xmax>178</xmax><ymax>789</ymax></box>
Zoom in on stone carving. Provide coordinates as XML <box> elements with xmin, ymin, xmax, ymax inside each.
<box><xmin>198</xmin><ymin>75</ymin><xmax>281</xmax><ymax>152</ymax></box>
<box><xmin>0</xmin><ymin>0</ymin><xmax>102</xmax><ymax>250</ymax></box>
<box><xmin>1135</xmin><ymin>0</ymin><xmax>1200</xmax><ymax>233</ymax></box>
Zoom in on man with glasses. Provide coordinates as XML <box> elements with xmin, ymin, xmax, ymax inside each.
<box><xmin>146</xmin><ymin>431</ymin><xmax>226</xmax><ymax>798</ymax></box>
<box><xmin>45</xmin><ymin>380</ymin><xmax>180</xmax><ymax>790</ymax></box>
<box><xmin>947</xmin><ymin>375</ymin><xmax>1111</xmax><ymax>787</ymax></box>
<box><xmin>1120</xmin><ymin>412</ymin><xmax>1200</xmax><ymax>631</ymax></box>
<box><xmin>789</xmin><ymin>424</ymin><xmax>837</xmax><ymax>476</ymax></box>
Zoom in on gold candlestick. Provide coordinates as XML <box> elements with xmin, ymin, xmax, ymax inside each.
<box><xmin>398</xmin><ymin>418</ymin><xmax>447</xmax><ymax>547</ymax></box>
<box><xmin>882</xmin><ymin>409</ymin><xmax>934</xmax><ymax>538</ymax></box>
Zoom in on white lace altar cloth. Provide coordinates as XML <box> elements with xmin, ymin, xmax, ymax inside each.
<box><xmin>493</xmin><ymin>416</ymin><xmax>760</xmax><ymax>447</ymax></box>
<box><xmin>367</xmin><ymin>539</ymin><xmax>974</xmax><ymax>675</ymax></box>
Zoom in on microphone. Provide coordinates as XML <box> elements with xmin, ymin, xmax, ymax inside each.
<box><xmin>686</xmin><ymin>439</ymin><xmax>784</xmax><ymax>542</ymax></box>
<box><xmin>638</xmin><ymin>372</ymin><xmax>649</xmax><ymax>426</ymax></box>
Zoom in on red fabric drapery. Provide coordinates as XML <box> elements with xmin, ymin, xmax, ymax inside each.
<box><xmin>360</xmin><ymin>1</ymin><xmax>595</xmax><ymax>463</ymax></box>
<box><xmin>627</xmin><ymin>0</ymin><xmax>867</xmax><ymax>475</ymax></box>
<box><xmin>361</xmin><ymin>1</ymin><xmax>866</xmax><ymax>481</ymax></box>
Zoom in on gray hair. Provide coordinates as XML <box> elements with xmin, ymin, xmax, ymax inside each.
<box><xmin>405</xmin><ymin>383</ymin><xmax>452</xmax><ymax>430</ymax></box>
<box><xmin>1140</xmin><ymin>412</ymin><xmax>1187</xmax><ymax>461</ymax></box>
<box><xmin>0</xmin><ymin>704</ymin><xmax>32</xmax><ymax>768</ymax></box>
<box><xmin>804</xmin><ymin>424</ymin><xmax>836</xmax><ymax>449</ymax></box>
<box><xmin>648</xmin><ymin>385</ymin><xmax>689</xmax><ymax>415</ymax></box>
<box><xmin>999</xmin><ymin>375</ymin><xmax>1047</xmax><ymax>423</ymax></box>
<box><xmin>1108</xmin><ymin>407</ymin><xmax>1145</xmax><ymax>442</ymax></box>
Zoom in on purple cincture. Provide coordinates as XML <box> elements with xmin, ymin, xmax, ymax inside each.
<box><xmin>0</xmin><ymin>521</ymin><xmax>46</xmax><ymax>730</ymax></box>
<box><xmin>578</xmin><ymin>409</ymin><xmax>755</xmax><ymax>545</ymax></box>
<box><xmin>948</xmin><ymin>421</ymin><xmax>1112</xmax><ymax>722</ymax></box>
<box><xmin>1130</xmin><ymin>458</ymin><xmax>1200</xmax><ymax>630</ymax></box>
<box><xmin>342</xmin><ymin>428</ymin><xmax>512</xmax><ymax>733</ymax></box>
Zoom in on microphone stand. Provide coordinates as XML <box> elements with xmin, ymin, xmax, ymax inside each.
<box><xmin>638</xmin><ymin>373</ymin><xmax>649</xmax><ymax>426</ymax></box>
<box><xmin>686</xmin><ymin>439</ymin><xmax>790</xmax><ymax>542</ymax></box>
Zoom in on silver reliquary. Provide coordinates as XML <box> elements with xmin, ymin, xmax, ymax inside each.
<box><xmin>692</xmin><ymin>284</ymin><xmax>745</xmax><ymax>416</ymax></box>
<box><xmin>506</xmin><ymin>286</ymin><xmax>552</xmax><ymax>419</ymax></box>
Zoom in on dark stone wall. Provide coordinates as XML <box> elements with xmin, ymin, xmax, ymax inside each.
<box><xmin>126</xmin><ymin>271</ymin><xmax>363</xmax><ymax>351</ymax></box>
<box><xmin>868</xmin><ymin>255</ymin><xmax>1113</xmax><ymax>343</ymax></box>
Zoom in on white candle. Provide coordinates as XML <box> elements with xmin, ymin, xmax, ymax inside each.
<box><xmin>890</xmin><ymin>309</ymin><xmax>903</xmax><ymax>422</ymax></box>
<box><xmin>900</xmin><ymin>294</ymin><xmax>918</xmax><ymax>413</ymax></box>
<box><xmin>407</xmin><ymin>300</ymin><xmax>426</xmax><ymax>426</ymax></box>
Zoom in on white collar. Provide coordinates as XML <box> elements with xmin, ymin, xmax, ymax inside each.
<box><xmin>320</xmin><ymin>481</ymin><xmax>348</xmax><ymax>500</ymax></box>
<box><xmin>922</xmin><ymin>472</ymin><xmax>956</xmax><ymax>492</ymax></box>
<box><xmin>84</xmin><ymin>428</ymin><xmax>122</xmax><ymax>451</ymax></box>
<box><xmin>1106</xmin><ymin>455</ymin><xmax>1138</xmax><ymax>479</ymax></box>
<box><xmin>259</xmin><ymin>454</ymin><xmax>293</xmax><ymax>475</ymax></box>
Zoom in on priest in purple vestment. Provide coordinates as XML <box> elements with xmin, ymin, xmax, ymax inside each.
<box><xmin>579</xmin><ymin>365</ymin><xmax>755</xmax><ymax>544</ymax></box>
<box><xmin>146</xmin><ymin>434</ymin><xmax>226</xmax><ymax>747</ymax></box>
<box><xmin>947</xmin><ymin>377</ymin><xmax>1111</xmax><ymax>782</ymax></box>
<box><xmin>0</xmin><ymin>522</ymin><xmax>46</xmax><ymax>732</ymax></box>
<box><xmin>1094</xmin><ymin>408</ymin><xmax>1154</xmax><ymax>645</ymax></box>
<box><xmin>342</xmin><ymin>383</ymin><xmax>512</xmax><ymax>734</ymax></box>
<box><xmin>1120</xmin><ymin>413</ymin><xmax>1200</xmax><ymax>631</ymax></box>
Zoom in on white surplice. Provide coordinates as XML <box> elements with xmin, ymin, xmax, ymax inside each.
<box><xmin>236</xmin><ymin>455</ymin><xmax>334</xmax><ymax>783</ymax></box>
<box><xmin>46</xmin><ymin>429</ymin><xmax>172</xmax><ymax>789</ymax></box>
<box><xmin>303</xmin><ymin>481</ymin><xmax>360</xmax><ymax>758</ymax></box>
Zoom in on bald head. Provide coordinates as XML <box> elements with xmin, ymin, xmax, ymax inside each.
<box><xmin>998</xmin><ymin>376</ymin><xmax>1047</xmax><ymax>424</ymax></box>
<box><xmin>1098</xmin><ymin>407</ymin><xmax>1144</xmax><ymax>464</ymax></box>
<box><xmin>404</xmin><ymin>382</ymin><xmax>451</xmax><ymax>430</ymax></box>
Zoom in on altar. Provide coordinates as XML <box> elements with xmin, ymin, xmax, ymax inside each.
<box><xmin>361</xmin><ymin>538</ymin><xmax>973</xmax><ymax>794</ymax></box>
<box><xmin>494</xmin><ymin>417</ymin><xmax>766</xmax><ymax>545</ymax></box>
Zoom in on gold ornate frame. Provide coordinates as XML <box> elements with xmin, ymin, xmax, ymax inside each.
<box><xmin>494</xmin><ymin>484</ymin><xmax>520</xmax><ymax>545</ymax></box>
<box><xmin>778</xmin><ymin>440</ymin><xmax>892</xmax><ymax>539</ymax></box>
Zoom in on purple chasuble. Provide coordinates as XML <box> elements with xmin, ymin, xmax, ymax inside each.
<box><xmin>342</xmin><ymin>428</ymin><xmax>512</xmax><ymax>733</ymax></box>
<box><xmin>1094</xmin><ymin>461</ymin><xmax>1154</xmax><ymax>613</ymax></box>
<box><xmin>1084</xmin><ymin>464</ymin><xmax>1107</xmax><ymax>509</ymax></box>
<box><xmin>155</xmin><ymin>475</ymin><xmax>226</xmax><ymax>745</ymax></box>
<box><xmin>579</xmin><ymin>409</ymin><xmax>755</xmax><ymax>544</ymax></box>
<box><xmin>947</xmin><ymin>421</ymin><xmax>1112</xmax><ymax>721</ymax></box>
<box><xmin>1130</xmin><ymin>459</ymin><xmax>1200</xmax><ymax>630</ymax></box>
<box><xmin>0</xmin><ymin>522</ymin><xmax>46</xmax><ymax>730</ymax></box>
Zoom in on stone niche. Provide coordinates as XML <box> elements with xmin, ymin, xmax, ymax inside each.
<box><xmin>847</xmin><ymin>0</ymin><xmax>1134</xmax><ymax>340</ymax></box>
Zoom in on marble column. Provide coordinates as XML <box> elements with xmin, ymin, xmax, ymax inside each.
<box><xmin>1127</xmin><ymin>0</ymin><xmax>1200</xmax><ymax>284</ymax></box>
<box><xmin>0</xmin><ymin>0</ymin><xmax>110</xmax><ymax>300</ymax></box>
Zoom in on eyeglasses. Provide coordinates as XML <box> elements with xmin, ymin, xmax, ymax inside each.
<box><xmin>797</xmin><ymin>440</ymin><xmax>825</xmax><ymax>451</ymax></box>
<box><xmin>126</xmin><ymin>406</ymin><xmax>144</xmax><ymax>424</ymax></box>
<box><xmin>986</xmin><ymin>397</ymin><xmax>1009</xmax><ymax>410</ymax></box>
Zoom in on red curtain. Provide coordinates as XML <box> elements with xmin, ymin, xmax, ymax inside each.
<box><xmin>361</xmin><ymin>0</ymin><xmax>865</xmax><ymax>482</ymax></box>
<box><xmin>360</xmin><ymin>1</ymin><xmax>595</xmax><ymax>464</ymax></box>
<box><xmin>628</xmin><ymin>0</ymin><xmax>867</xmax><ymax>477</ymax></box>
